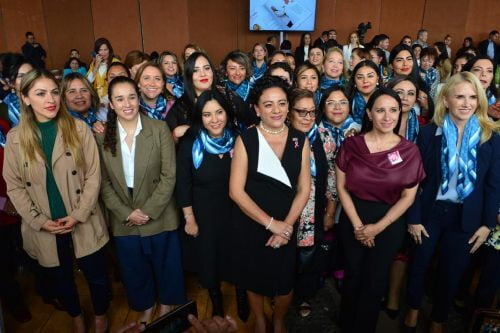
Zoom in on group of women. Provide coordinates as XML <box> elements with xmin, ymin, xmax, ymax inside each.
<box><xmin>0</xmin><ymin>29</ymin><xmax>498</xmax><ymax>333</ymax></box>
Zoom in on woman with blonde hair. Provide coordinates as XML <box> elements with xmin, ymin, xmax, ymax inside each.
<box><xmin>404</xmin><ymin>72</ymin><xmax>500</xmax><ymax>332</ymax></box>
<box><xmin>320</xmin><ymin>48</ymin><xmax>347</xmax><ymax>91</ymax></box>
<box><xmin>3</xmin><ymin>69</ymin><xmax>110</xmax><ymax>333</ymax></box>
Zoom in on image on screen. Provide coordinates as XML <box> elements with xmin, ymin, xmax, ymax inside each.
<box><xmin>249</xmin><ymin>0</ymin><xmax>317</xmax><ymax>31</ymax></box>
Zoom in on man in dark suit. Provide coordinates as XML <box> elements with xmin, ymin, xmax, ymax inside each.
<box><xmin>265</xmin><ymin>35</ymin><xmax>278</xmax><ymax>57</ymax></box>
<box><xmin>313</xmin><ymin>31</ymin><xmax>329</xmax><ymax>49</ymax></box>
<box><xmin>478</xmin><ymin>30</ymin><xmax>500</xmax><ymax>63</ymax></box>
<box><xmin>21</xmin><ymin>32</ymin><xmax>46</xmax><ymax>69</ymax></box>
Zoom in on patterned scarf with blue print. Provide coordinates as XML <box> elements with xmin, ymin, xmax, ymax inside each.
<box><xmin>4</xmin><ymin>93</ymin><xmax>21</xmax><ymax>126</ymax></box>
<box><xmin>69</xmin><ymin>109</ymin><xmax>98</xmax><ymax>128</ymax></box>
<box><xmin>166</xmin><ymin>75</ymin><xmax>184</xmax><ymax>98</ymax></box>
<box><xmin>192</xmin><ymin>128</ymin><xmax>235</xmax><ymax>169</ymax></box>
<box><xmin>140</xmin><ymin>95</ymin><xmax>167</xmax><ymax>120</ymax></box>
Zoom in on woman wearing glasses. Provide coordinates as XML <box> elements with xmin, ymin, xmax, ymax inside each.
<box><xmin>288</xmin><ymin>89</ymin><xmax>336</xmax><ymax>318</ymax></box>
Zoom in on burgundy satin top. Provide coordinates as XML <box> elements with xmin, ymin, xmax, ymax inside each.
<box><xmin>336</xmin><ymin>134</ymin><xmax>425</xmax><ymax>205</ymax></box>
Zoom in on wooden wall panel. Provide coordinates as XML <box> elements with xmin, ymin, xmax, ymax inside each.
<box><xmin>0</xmin><ymin>0</ymin><xmax>50</xmax><ymax>66</ymax></box>
<box><xmin>140</xmin><ymin>0</ymin><xmax>189</xmax><ymax>56</ymax></box>
<box><xmin>333</xmin><ymin>0</ymin><xmax>381</xmax><ymax>46</ymax></box>
<box><xmin>90</xmin><ymin>0</ymin><xmax>142</xmax><ymax>61</ymax></box>
<box><xmin>422</xmin><ymin>0</ymin><xmax>470</xmax><ymax>50</ymax></box>
<box><xmin>464</xmin><ymin>0</ymin><xmax>500</xmax><ymax>46</ymax></box>
<box><xmin>187</xmin><ymin>0</ymin><xmax>238</xmax><ymax>64</ymax></box>
<box><xmin>42</xmin><ymin>0</ymin><xmax>95</xmax><ymax>69</ymax></box>
<box><xmin>0</xmin><ymin>9</ymin><xmax>7</xmax><ymax>53</ymax></box>
<box><xmin>379</xmin><ymin>0</ymin><xmax>426</xmax><ymax>47</ymax></box>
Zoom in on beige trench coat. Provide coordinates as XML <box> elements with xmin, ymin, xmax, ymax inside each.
<box><xmin>3</xmin><ymin>119</ymin><xmax>109</xmax><ymax>267</ymax></box>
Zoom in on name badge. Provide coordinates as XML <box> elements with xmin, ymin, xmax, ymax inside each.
<box><xmin>387</xmin><ymin>150</ymin><xmax>403</xmax><ymax>165</ymax></box>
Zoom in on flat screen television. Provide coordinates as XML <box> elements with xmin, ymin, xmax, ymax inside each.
<box><xmin>249</xmin><ymin>0</ymin><xmax>317</xmax><ymax>31</ymax></box>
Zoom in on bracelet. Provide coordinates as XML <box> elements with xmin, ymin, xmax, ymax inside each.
<box><xmin>325</xmin><ymin>212</ymin><xmax>333</xmax><ymax>218</ymax></box>
<box><xmin>184</xmin><ymin>213</ymin><xmax>193</xmax><ymax>220</ymax></box>
<box><xmin>265</xmin><ymin>217</ymin><xmax>274</xmax><ymax>230</ymax></box>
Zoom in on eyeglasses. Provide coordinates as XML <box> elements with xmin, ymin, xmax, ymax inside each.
<box><xmin>292</xmin><ymin>108</ymin><xmax>317</xmax><ymax>118</ymax></box>
<box><xmin>325</xmin><ymin>100</ymin><xmax>349</xmax><ymax>109</ymax></box>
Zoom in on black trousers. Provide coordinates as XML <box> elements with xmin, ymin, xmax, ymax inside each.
<box><xmin>41</xmin><ymin>234</ymin><xmax>111</xmax><ymax>317</ymax></box>
<box><xmin>407</xmin><ymin>201</ymin><xmax>472</xmax><ymax>323</ymax></box>
<box><xmin>0</xmin><ymin>223</ymin><xmax>25</xmax><ymax>310</ymax></box>
<box><xmin>339</xmin><ymin>197</ymin><xmax>406</xmax><ymax>333</ymax></box>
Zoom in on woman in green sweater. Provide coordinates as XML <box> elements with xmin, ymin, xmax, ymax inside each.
<box><xmin>3</xmin><ymin>69</ymin><xmax>109</xmax><ymax>333</ymax></box>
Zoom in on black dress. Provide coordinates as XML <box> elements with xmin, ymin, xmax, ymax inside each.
<box><xmin>233</xmin><ymin>127</ymin><xmax>305</xmax><ymax>296</ymax></box>
<box><xmin>176</xmin><ymin>134</ymin><xmax>232</xmax><ymax>289</ymax></box>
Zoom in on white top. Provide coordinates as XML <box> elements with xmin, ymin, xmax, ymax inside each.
<box><xmin>87</xmin><ymin>62</ymin><xmax>107</xmax><ymax>83</ymax></box>
<box><xmin>256</xmin><ymin>128</ymin><xmax>291</xmax><ymax>188</ymax></box>
<box><xmin>342</xmin><ymin>44</ymin><xmax>364</xmax><ymax>64</ymax></box>
<box><xmin>303</xmin><ymin>46</ymin><xmax>309</xmax><ymax>62</ymax></box>
<box><xmin>118</xmin><ymin>116</ymin><xmax>143</xmax><ymax>188</ymax></box>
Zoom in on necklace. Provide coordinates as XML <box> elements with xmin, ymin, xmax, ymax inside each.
<box><xmin>259</xmin><ymin>122</ymin><xmax>286</xmax><ymax>135</ymax></box>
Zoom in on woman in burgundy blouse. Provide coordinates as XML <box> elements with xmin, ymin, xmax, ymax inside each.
<box><xmin>335</xmin><ymin>88</ymin><xmax>425</xmax><ymax>333</ymax></box>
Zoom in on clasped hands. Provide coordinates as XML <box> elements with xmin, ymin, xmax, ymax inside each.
<box><xmin>354</xmin><ymin>223</ymin><xmax>384</xmax><ymax>248</ymax></box>
<box><xmin>126</xmin><ymin>209</ymin><xmax>150</xmax><ymax>227</ymax></box>
<box><xmin>266</xmin><ymin>220</ymin><xmax>293</xmax><ymax>249</ymax></box>
<box><xmin>42</xmin><ymin>216</ymin><xmax>79</xmax><ymax>234</ymax></box>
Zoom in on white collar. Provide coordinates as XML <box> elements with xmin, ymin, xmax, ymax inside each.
<box><xmin>118</xmin><ymin>115</ymin><xmax>142</xmax><ymax>141</ymax></box>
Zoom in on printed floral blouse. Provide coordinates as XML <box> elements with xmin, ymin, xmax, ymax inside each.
<box><xmin>297</xmin><ymin>123</ymin><xmax>337</xmax><ymax>247</ymax></box>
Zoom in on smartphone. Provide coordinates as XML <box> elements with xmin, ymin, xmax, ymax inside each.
<box><xmin>144</xmin><ymin>300</ymin><xmax>197</xmax><ymax>333</ymax></box>
<box><xmin>91</xmin><ymin>51</ymin><xmax>97</xmax><ymax>58</ymax></box>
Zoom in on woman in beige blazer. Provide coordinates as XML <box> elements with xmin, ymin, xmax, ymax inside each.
<box><xmin>3</xmin><ymin>69</ymin><xmax>109</xmax><ymax>333</ymax></box>
<box><xmin>96</xmin><ymin>76</ymin><xmax>185</xmax><ymax>324</ymax></box>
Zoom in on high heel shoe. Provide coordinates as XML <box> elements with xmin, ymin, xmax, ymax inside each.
<box><xmin>208</xmin><ymin>288</ymin><xmax>224</xmax><ymax>317</ymax></box>
<box><xmin>235</xmin><ymin>288</ymin><xmax>249</xmax><ymax>322</ymax></box>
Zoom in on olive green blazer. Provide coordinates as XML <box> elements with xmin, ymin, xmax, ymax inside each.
<box><xmin>96</xmin><ymin>114</ymin><xmax>178</xmax><ymax>237</ymax></box>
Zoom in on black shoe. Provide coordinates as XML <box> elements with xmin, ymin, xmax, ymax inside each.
<box><xmin>208</xmin><ymin>288</ymin><xmax>224</xmax><ymax>317</ymax></box>
<box><xmin>385</xmin><ymin>307</ymin><xmax>400</xmax><ymax>320</ymax></box>
<box><xmin>235</xmin><ymin>288</ymin><xmax>249</xmax><ymax>322</ymax></box>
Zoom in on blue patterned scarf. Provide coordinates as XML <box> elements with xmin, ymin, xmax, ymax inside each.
<box><xmin>4</xmin><ymin>93</ymin><xmax>20</xmax><ymax>126</ymax></box>
<box><xmin>322</xmin><ymin>117</ymin><xmax>358</xmax><ymax>152</ymax></box>
<box><xmin>226</xmin><ymin>80</ymin><xmax>251</xmax><ymax>101</ymax></box>
<box><xmin>487</xmin><ymin>89</ymin><xmax>496</xmax><ymax>106</ymax></box>
<box><xmin>314</xmin><ymin>90</ymin><xmax>322</xmax><ymax>107</ymax></box>
<box><xmin>320</xmin><ymin>76</ymin><xmax>345</xmax><ymax>90</ymax></box>
<box><xmin>351</xmin><ymin>91</ymin><xmax>367</xmax><ymax>125</ymax></box>
<box><xmin>252</xmin><ymin>61</ymin><xmax>267</xmax><ymax>81</ymax></box>
<box><xmin>420</xmin><ymin>67</ymin><xmax>438</xmax><ymax>92</ymax></box>
<box><xmin>440</xmin><ymin>114</ymin><xmax>481</xmax><ymax>200</ymax></box>
<box><xmin>166</xmin><ymin>75</ymin><xmax>184</xmax><ymax>98</ymax></box>
<box><xmin>405</xmin><ymin>108</ymin><xmax>419</xmax><ymax>143</ymax></box>
<box><xmin>69</xmin><ymin>109</ymin><xmax>98</xmax><ymax>128</ymax></box>
<box><xmin>140</xmin><ymin>95</ymin><xmax>167</xmax><ymax>120</ymax></box>
<box><xmin>192</xmin><ymin>128</ymin><xmax>235</xmax><ymax>169</ymax></box>
<box><xmin>307</xmin><ymin>124</ymin><xmax>318</xmax><ymax>177</ymax></box>
<box><xmin>0</xmin><ymin>127</ymin><xmax>6</xmax><ymax>148</ymax></box>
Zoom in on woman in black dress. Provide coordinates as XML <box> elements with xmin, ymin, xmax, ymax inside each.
<box><xmin>176</xmin><ymin>90</ymin><xmax>236</xmax><ymax>317</ymax></box>
<box><xmin>230</xmin><ymin>76</ymin><xmax>311</xmax><ymax>333</ymax></box>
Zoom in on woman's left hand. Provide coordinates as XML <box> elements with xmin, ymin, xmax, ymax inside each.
<box><xmin>266</xmin><ymin>234</ymin><xmax>289</xmax><ymax>249</ymax></box>
<box><xmin>354</xmin><ymin>223</ymin><xmax>382</xmax><ymax>241</ymax></box>
<box><xmin>57</xmin><ymin>216</ymin><xmax>79</xmax><ymax>233</ymax></box>
<box><xmin>92</xmin><ymin>121</ymin><xmax>106</xmax><ymax>134</ymax></box>
<box><xmin>468</xmin><ymin>225</ymin><xmax>491</xmax><ymax>253</ymax></box>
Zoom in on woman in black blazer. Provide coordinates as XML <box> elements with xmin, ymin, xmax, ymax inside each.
<box><xmin>403</xmin><ymin>72</ymin><xmax>500</xmax><ymax>332</ymax></box>
<box><xmin>295</xmin><ymin>32</ymin><xmax>312</xmax><ymax>67</ymax></box>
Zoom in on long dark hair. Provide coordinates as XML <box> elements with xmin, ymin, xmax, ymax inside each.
<box><xmin>299</xmin><ymin>32</ymin><xmax>312</xmax><ymax>47</ymax></box>
<box><xmin>347</xmin><ymin>60</ymin><xmax>382</xmax><ymax>98</ymax></box>
<box><xmin>361</xmin><ymin>87</ymin><xmax>403</xmax><ymax>134</ymax></box>
<box><xmin>94</xmin><ymin>37</ymin><xmax>115</xmax><ymax>67</ymax></box>
<box><xmin>462</xmin><ymin>55</ymin><xmax>498</xmax><ymax>98</ymax></box>
<box><xmin>1</xmin><ymin>53</ymin><xmax>32</xmax><ymax>85</ymax></box>
<box><xmin>191</xmin><ymin>90</ymin><xmax>235</xmax><ymax>135</ymax></box>
<box><xmin>183</xmin><ymin>52</ymin><xmax>218</xmax><ymax>109</ymax></box>
<box><xmin>104</xmin><ymin>76</ymin><xmax>140</xmax><ymax>156</ymax></box>
<box><xmin>389</xmin><ymin>44</ymin><xmax>420</xmax><ymax>81</ymax></box>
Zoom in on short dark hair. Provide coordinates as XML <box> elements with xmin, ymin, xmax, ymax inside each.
<box><xmin>489</xmin><ymin>30</ymin><xmax>499</xmax><ymax>37</ymax></box>
<box><xmin>107</xmin><ymin>62</ymin><xmax>131</xmax><ymax>78</ymax></box>
<box><xmin>347</xmin><ymin>60</ymin><xmax>382</xmax><ymax>98</ymax></box>
<box><xmin>361</xmin><ymin>87</ymin><xmax>403</xmax><ymax>134</ymax></box>
<box><xmin>267</xmin><ymin>35</ymin><xmax>277</xmax><ymax>42</ymax></box>
<box><xmin>266</xmin><ymin>61</ymin><xmax>294</xmax><ymax>83</ymax></box>
<box><xmin>386</xmin><ymin>75</ymin><xmax>420</xmax><ymax>101</ymax></box>
<box><xmin>319</xmin><ymin>86</ymin><xmax>349</xmax><ymax>121</ymax></box>
<box><xmin>25</xmin><ymin>31</ymin><xmax>34</xmax><ymax>38</ymax></box>
<box><xmin>220</xmin><ymin>50</ymin><xmax>251</xmax><ymax>80</ymax></box>
<box><xmin>462</xmin><ymin>55</ymin><xmax>498</xmax><ymax>97</ymax></box>
<box><xmin>249</xmin><ymin>75</ymin><xmax>289</xmax><ymax>107</ymax></box>
<box><xmin>94</xmin><ymin>37</ymin><xmax>115</xmax><ymax>66</ymax></box>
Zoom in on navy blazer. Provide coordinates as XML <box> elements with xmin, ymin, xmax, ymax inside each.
<box><xmin>407</xmin><ymin>123</ymin><xmax>500</xmax><ymax>232</ymax></box>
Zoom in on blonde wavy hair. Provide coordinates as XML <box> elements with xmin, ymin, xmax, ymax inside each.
<box><xmin>19</xmin><ymin>69</ymin><xmax>84</xmax><ymax>175</ymax></box>
<box><xmin>433</xmin><ymin>72</ymin><xmax>500</xmax><ymax>143</ymax></box>
<box><xmin>323</xmin><ymin>47</ymin><xmax>349</xmax><ymax>80</ymax></box>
